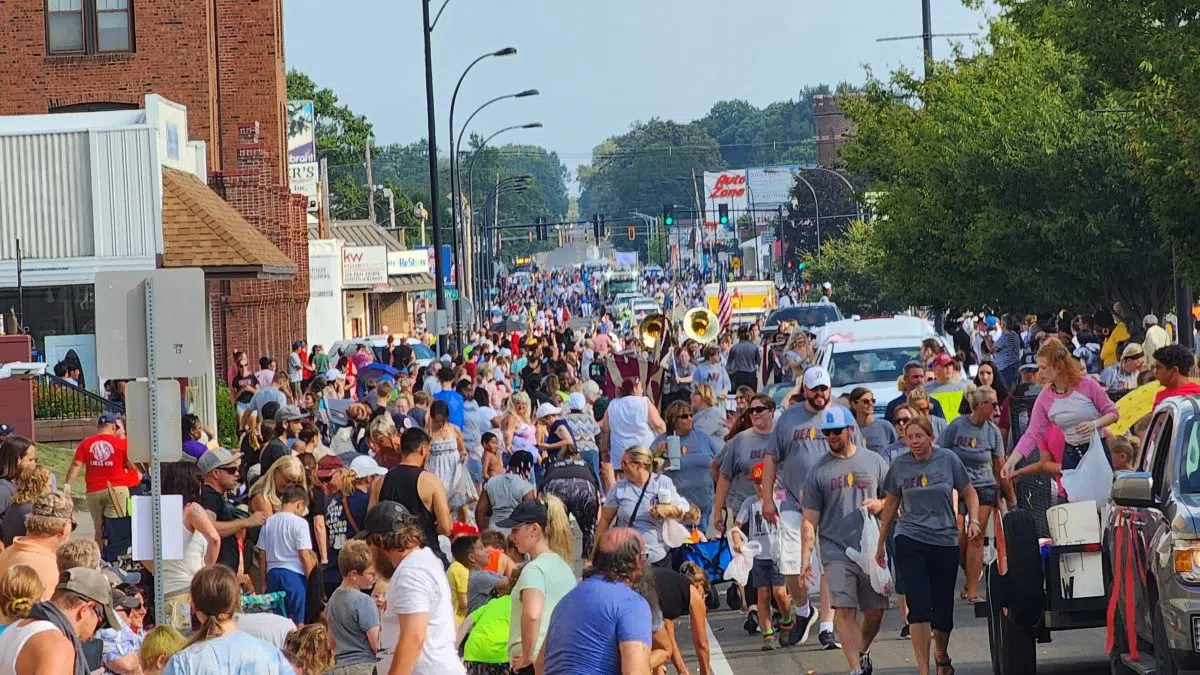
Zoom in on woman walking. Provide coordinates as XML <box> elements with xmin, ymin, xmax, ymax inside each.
<box><xmin>541</xmin><ymin>446</ymin><xmax>602</xmax><ymax>556</ymax></box>
<box><xmin>877</xmin><ymin>417</ymin><xmax>979</xmax><ymax>675</ymax></box>
<box><xmin>426</xmin><ymin>401</ymin><xmax>469</xmax><ymax>517</ymax></box>
<box><xmin>849</xmin><ymin>387</ymin><xmax>898</xmax><ymax>457</ymax></box>
<box><xmin>653</xmin><ymin>401</ymin><xmax>720</xmax><ymax>532</ymax></box>
<box><xmin>477</xmin><ymin>451</ymin><xmax>537</xmax><ymax>536</ymax></box>
<box><xmin>600</xmin><ymin>379</ymin><xmax>666</xmax><ymax>489</ymax></box>
<box><xmin>594</xmin><ymin>447</ymin><xmax>689</xmax><ymax>568</ymax></box>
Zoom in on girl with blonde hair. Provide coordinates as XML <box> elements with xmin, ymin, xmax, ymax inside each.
<box><xmin>1</xmin><ymin>465</ymin><xmax>50</xmax><ymax>546</ymax></box>
<box><xmin>0</xmin><ymin>564</ymin><xmax>43</xmax><ymax>632</ymax></box>
<box><xmin>284</xmin><ymin>623</ymin><xmax>334</xmax><ymax>675</ymax></box>
<box><xmin>250</xmin><ymin>455</ymin><xmax>307</xmax><ymax>515</ymax></box>
<box><xmin>139</xmin><ymin>626</ymin><xmax>186</xmax><ymax>675</ymax></box>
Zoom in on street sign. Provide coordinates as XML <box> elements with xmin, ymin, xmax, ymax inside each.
<box><xmin>124</xmin><ymin>380</ymin><xmax>183</xmax><ymax>464</ymax></box>
<box><xmin>449</xmin><ymin>289</ymin><xmax>459</xmax><ymax>301</ymax></box>
<box><xmin>762</xmin><ymin>232</ymin><xmax>776</xmax><ymax>245</ymax></box>
<box><xmin>429</xmin><ymin>309</ymin><xmax>450</xmax><ymax>336</ymax></box>
<box><xmin>94</xmin><ymin>269</ymin><xmax>208</xmax><ymax>380</ymax></box>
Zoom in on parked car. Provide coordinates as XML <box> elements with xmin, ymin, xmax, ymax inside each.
<box><xmin>1105</xmin><ymin>394</ymin><xmax>1200</xmax><ymax>675</ymax></box>
<box><xmin>763</xmin><ymin>302</ymin><xmax>843</xmax><ymax>333</ymax></box>
<box><xmin>329</xmin><ymin>336</ymin><xmax>435</xmax><ymax>370</ymax></box>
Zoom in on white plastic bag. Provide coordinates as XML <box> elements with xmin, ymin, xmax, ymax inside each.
<box><xmin>724</xmin><ymin>540</ymin><xmax>761</xmax><ymax>586</ymax></box>
<box><xmin>846</xmin><ymin>505</ymin><xmax>893</xmax><ymax>596</ymax></box>
<box><xmin>1060</xmin><ymin>432</ymin><xmax>1114</xmax><ymax>504</ymax></box>
<box><xmin>661</xmin><ymin>519</ymin><xmax>690</xmax><ymax>549</ymax></box>
<box><xmin>448</xmin><ymin>462</ymin><xmax>479</xmax><ymax>510</ymax></box>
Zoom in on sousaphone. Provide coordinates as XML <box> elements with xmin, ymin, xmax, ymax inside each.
<box><xmin>683</xmin><ymin>307</ymin><xmax>720</xmax><ymax>344</ymax></box>
<box><xmin>637</xmin><ymin>313</ymin><xmax>667</xmax><ymax>350</ymax></box>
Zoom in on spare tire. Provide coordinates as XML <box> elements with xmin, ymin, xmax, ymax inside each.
<box><xmin>1003</xmin><ymin>509</ymin><xmax>1045</xmax><ymax>627</ymax></box>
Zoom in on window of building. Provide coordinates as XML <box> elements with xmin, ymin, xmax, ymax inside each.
<box><xmin>45</xmin><ymin>0</ymin><xmax>133</xmax><ymax>55</ymax></box>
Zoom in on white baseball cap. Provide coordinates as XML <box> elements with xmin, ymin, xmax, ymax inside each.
<box><xmin>802</xmin><ymin>366</ymin><xmax>832</xmax><ymax>390</ymax></box>
<box><xmin>349</xmin><ymin>455</ymin><xmax>387</xmax><ymax>479</ymax></box>
<box><xmin>535</xmin><ymin>402</ymin><xmax>562</xmax><ymax>419</ymax></box>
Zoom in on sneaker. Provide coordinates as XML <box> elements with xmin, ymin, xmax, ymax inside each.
<box><xmin>761</xmin><ymin>633</ymin><xmax>778</xmax><ymax>651</ymax></box>
<box><xmin>786</xmin><ymin>609</ymin><xmax>819</xmax><ymax>646</ymax></box>
<box><xmin>819</xmin><ymin>629</ymin><xmax>840</xmax><ymax>650</ymax></box>
<box><xmin>899</xmin><ymin>623</ymin><xmax>910</xmax><ymax>640</ymax></box>
<box><xmin>859</xmin><ymin>651</ymin><xmax>874</xmax><ymax>675</ymax></box>
<box><xmin>743</xmin><ymin>609</ymin><xmax>761</xmax><ymax>635</ymax></box>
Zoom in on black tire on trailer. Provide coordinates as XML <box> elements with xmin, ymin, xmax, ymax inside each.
<box><xmin>705</xmin><ymin>585</ymin><xmax>720</xmax><ymax>611</ymax></box>
<box><xmin>726</xmin><ymin>584</ymin><xmax>742</xmax><ymax>611</ymax></box>
<box><xmin>996</xmin><ymin>610</ymin><xmax>1038</xmax><ymax>675</ymax></box>
<box><xmin>1003</xmin><ymin>509</ymin><xmax>1045</xmax><ymax>627</ymax></box>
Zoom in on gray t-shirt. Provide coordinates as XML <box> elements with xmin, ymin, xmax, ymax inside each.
<box><xmin>727</xmin><ymin>340</ymin><xmax>761</xmax><ymax>374</ymax></box>
<box><xmin>287</xmin><ymin>352</ymin><xmax>303</xmax><ymax>382</ymax></box>
<box><xmin>923</xmin><ymin>380</ymin><xmax>966</xmax><ymax>395</ymax></box>
<box><xmin>803</xmin><ymin>448</ymin><xmax>889</xmax><ymax>564</ymax></box>
<box><xmin>858</xmin><ymin>418</ymin><xmax>898</xmax><ymax>456</ymax></box>
<box><xmin>883</xmin><ymin>448</ymin><xmax>970</xmax><ymax>547</ymax></box>
<box><xmin>937</xmin><ymin>416</ymin><xmax>1003</xmax><ymax>489</ymax></box>
<box><xmin>467</xmin><ymin>569</ymin><xmax>505</xmax><ymax>615</ymax></box>
<box><xmin>770</xmin><ymin>405</ymin><xmax>864</xmax><ymax>512</ymax></box>
<box><xmin>881</xmin><ymin>441</ymin><xmax>909</xmax><ymax>465</ymax></box>
<box><xmin>604</xmin><ymin>474</ymin><xmax>682</xmax><ymax>564</ymax></box>
<box><xmin>485</xmin><ymin>473</ymin><xmax>535</xmax><ymax>535</ymax></box>
<box><xmin>327</xmin><ymin>586</ymin><xmax>380</xmax><ymax>667</ymax></box>
<box><xmin>717</xmin><ymin>429</ymin><xmax>775</xmax><ymax>513</ymax></box>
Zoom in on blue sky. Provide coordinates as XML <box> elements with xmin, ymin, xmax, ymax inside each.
<box><xmin>283</xmin><ymin>0</ymin><xmax>991</xmax><ymax>170</ymax></box>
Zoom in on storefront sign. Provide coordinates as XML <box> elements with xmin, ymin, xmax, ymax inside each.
<box><xmin>387</xmin><ymin>250</ymin><xmax>430</xmax><ymax>276</ymax></box>
<box><xmin>287</xmin><ymin>100</ymin><xmax>316</xmax><ymax>164</ymax></box>
<box><xmin>309</xmin><ymin>252</ymin><xmax>338</xmax><ymax>299</ymax></box>
<box><xmin>289</xmin><ymin>162</ymin><xmax>319</xmax><ymax>213</ymax></box>
<box><xmin>703</xmin><ymin>170</ymin><xmax>748</xmax><ymax>242</ymax></box>
<box><xmin>342</xmin><ymin>246</ymin><xmax>387</xmax><ymax>287</ymax></box>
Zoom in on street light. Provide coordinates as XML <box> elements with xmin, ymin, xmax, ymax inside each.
<box><xmin>465</xmin><ymin>123</ymin><xmax>543</xmax><ymax>217</ymax></box>
<box><xmin>420</xmin><ymin>0</ymin><xmax>448</xmax><ymax>353</ymax></box>
<box><xmin>478</xmin><ymin>177</ymin><xmax>533</xmax><ymax>304</ymax></box>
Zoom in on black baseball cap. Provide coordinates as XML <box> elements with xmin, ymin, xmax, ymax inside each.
<box><xmin>354</xmin><ymin>501</ymin><xmax>418</xmax><ymax>539</ymax></box>
<box><xmin>496</xmin><ymin>500</ymin><xmax>548</xmax><ymax>529</ymax></box>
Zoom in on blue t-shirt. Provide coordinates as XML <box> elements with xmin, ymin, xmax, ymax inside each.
<box><xmin>433</xmin><ymin>390</ymin><xmax>466</xmax><ymax>428</ymax></box>
<box><xmin>543</xmin><ymin>577</ymin><xmax>652</xmax><ymax>675</ymax></box>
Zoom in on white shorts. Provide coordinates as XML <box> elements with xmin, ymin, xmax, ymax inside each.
<box><xmin>776</xmin><ymin>510</ymin><xmax>806</xmax><ymax>575</ymax></box>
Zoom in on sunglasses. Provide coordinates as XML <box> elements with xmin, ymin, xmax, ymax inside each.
<box><xmin>822</xmin><ymin>427</ymin><xmax>847</xmax><ymax>436</ymax></box>
<box><xmin>810</xmin><ymin>386</ymin><xmax>830</xmax><ymax>393</ymax></box>
<box><xmin>858</xmin><ymin>398</ymin><xmax>875</xmax><ymax>405</ymax></box>
<box><xmin>896</xmin><ymin>418</ymin><xmax>913</xmax><ymax>425</ymax></box>
<box><xmin>748</xmin><ymin>406</ymin><xmax>771</xmax><ymax>415</ymax></box>
<box><xmin>676</xmin><ymin>413</ymin><xmax>693</xmax><ymax>420</ymax></box>
<box><xmin>216</xmin><ymin>466</ymin><xmax>239</xmax><ymax>474</ymax></box>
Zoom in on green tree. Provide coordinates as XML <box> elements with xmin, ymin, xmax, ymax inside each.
<box><xmin>802</xmin><ymin>221</ymin><xmax>901</xmax><ymax>317</ymax></box>
<box><xmin>840</xmin><ymin>24</ymin><xmax>1172</xmax><ymax>314</ymax></box>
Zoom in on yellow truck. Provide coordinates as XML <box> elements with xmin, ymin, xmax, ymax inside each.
<box><xmin>704</xmin><ymin>280</ymin><xmax>778</xmax><ymax>325</ymax></box>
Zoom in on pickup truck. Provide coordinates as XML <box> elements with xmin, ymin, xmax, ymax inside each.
<box><xmin>1107</xmin><ymin>394</ymin><xmax>1200</xmax><ymax>675</ymax></box>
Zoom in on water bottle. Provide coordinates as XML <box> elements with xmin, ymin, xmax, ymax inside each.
<box><xmin>666</xmin><ymin>434</ymin><xmax>682</xmax><ymax>472</ymax></box>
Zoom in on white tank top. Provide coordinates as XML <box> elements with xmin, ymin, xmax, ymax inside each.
<box><xmin>161</xmin><ymin>524</ymin><xmax>208</xmax><ymax>594</ymax></box>
<box><xmin>0</xmin><ymin>620</ymin><xmax>57</xmax><ymax>673</ymax></box>
<box><xmin>607</xmin><ymin>396</ymin><xmax>656</xmax><ymax>457</ymax></box>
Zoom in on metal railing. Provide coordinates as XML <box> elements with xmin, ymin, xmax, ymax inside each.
<box><xmin>32</xmin><ymin>375</ymin><xmax>125</xmax><ymax>421</ymax></box>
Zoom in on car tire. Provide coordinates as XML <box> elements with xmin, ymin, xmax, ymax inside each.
<box><xmin>995</xmin><ymin>608</ymin><xmax>1038</xmax><ymax>675</ymax></box>
<box><xmin>1154</xmin><ymin>606</ymin><xmax>1179</xmax><ymax>675</ymax></box>
<box><xmin>1003</xmin><ymin>509</ymin><xmax>1045</xmax><ymax>627</ymax></box>
<box><xmin>705</xmin><ymin>586</ymin><xmax>720</xmax><ymax>611</ymax></box>
<box><xmin>726</xmin><ymin>584</ymin><xmax>742</xmax><ymax>611</ymax></box>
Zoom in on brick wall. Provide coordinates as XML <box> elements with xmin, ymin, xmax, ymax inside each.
<box><xmin>814</xmin><ymin>95</ymin><xmax>854</xmax><ymax>169</ymax></box>
<box><xmin>380</xmin><ymin>294</ymin><xmax>413</xmax><ymax>334</ymax></box>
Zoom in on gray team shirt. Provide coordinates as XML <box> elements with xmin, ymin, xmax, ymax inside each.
<box><xmin>718</xmin><ymin>429</ymin><xmax>775</xmax><ymax>513</ymax></box>
<box><xmin>883</xmin><ymin>448</ymin><xmax>970</xmax><ymax>547</ymax></box>
<box><xmin>803</xmin><ymin>449</ymin><xmax>889</xmax><ymax>564</ymax></box>
<box><xmin>770</xmin><ymin>404</ymin><xmax>864</xmax><ymax>512</ymax></box>
<box><xmin>937</xmin><ymin>416</ymin><xmax>1003</xmax><ymax>489</ymax></box>
<box><xmin>327</xmin><ymin>586</ymin><xmax>380</xmax><ymax>667</ymax></box>
<box><xmin>858</xmin><ymin>418</ymin><xmax>898</xmax><ymax>456</ymax></box>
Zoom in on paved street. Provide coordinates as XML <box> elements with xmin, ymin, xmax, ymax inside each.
<box><xmin>676</xmin><ymin>591</ymin><xmax>1109</xmax><ymax>674</ymax></box>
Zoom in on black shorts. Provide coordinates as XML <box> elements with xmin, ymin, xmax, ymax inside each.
<box><xmin>959</xmin><ymin>484</ymin><xmax>999</xmax><ymax>515</ymax></box>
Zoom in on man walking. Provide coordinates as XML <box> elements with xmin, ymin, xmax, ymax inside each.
<box><xmin>884</xmin><ymin>363</ymin><xmax>945</xmax><ymax>423</ymax></box>
<box><xmin>802</xmin><ymin>406</ymin><xmax>890</xmax><ymax>675</ymax></box>
<box><xmin>64</xmin><ymin>413</ymin><xmax>139</xmax><ymax>551</ymax></box>
<box><xmin>727</xmin><ymin>326</ymin><xmax>761</xmax><ymax>392</ymax></box>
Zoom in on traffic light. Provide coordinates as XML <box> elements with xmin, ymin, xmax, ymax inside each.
<box><xmin>718</xmin><ymin>204</ymin><xmax>729</xmax><ymax>225</ymax></box>
<box><xmin>662</xmin><ymin>204</ymin><xmax>674</xmax><ymax>226</ymax></box>
<box><xmin>628</xmin><ymin>226</ymin><xmax>636</xmax><ymax>240</ymax></box>
<box><xmin>592</xmin><ymin>214</ymin><xmax>600</xmax><ymax>240</ymax></box>
<box><xmin>798</xmin><ymin>261</ymin><xmax>807</xmax><ymax>271</ymax></box>
<box><xmin>599</xmin><ymin>214</ymin><xmax>607</xmax><ymax>237</ymax></box>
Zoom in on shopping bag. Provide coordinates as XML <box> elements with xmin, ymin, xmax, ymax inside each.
<box><xmin>1060</xmin><ymin>432</ymin><xmax>1114</xmax><ymax>504</ymax></box>
<box><xmin>661</xmin><ymin>519</ymin><xmax>690</xmax><ymax>549</ymax></box>
<box><xmin>448</xmin><ymin>462</ymin><xmax>479</xmax><ymax>510</ymax></box>
<box><xmin>723</xmin><ymin>541</ymin><xmax>761</xmax><ymax>586</ymax></box>
<box><xmin>846</xmin><ymin>505</ymin><xmax>893</xmax><ymax>596</ymax></box>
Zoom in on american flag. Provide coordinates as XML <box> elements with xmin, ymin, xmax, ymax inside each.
<box><xmin>717</xmin><ymin>275</ymin><xmax>732</xmax><ymax>330</ymax></box>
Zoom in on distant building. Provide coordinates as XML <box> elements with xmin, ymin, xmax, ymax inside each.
<box><xmin>813</xmin><ymin>95</ymin><xmax>855</xmax><ymax>168</ymax></box>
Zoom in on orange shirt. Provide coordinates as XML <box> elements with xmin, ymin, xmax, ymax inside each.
<box><xmin>0</xmin><ymin>538</ymin><xmax>58</xmax><ymax>600</ymax></box>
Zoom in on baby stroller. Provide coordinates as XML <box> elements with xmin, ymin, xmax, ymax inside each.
<box><xmin>668</xmin><ymin>537</ymin><xmax>740</xmax><ymax>610</ymax></box>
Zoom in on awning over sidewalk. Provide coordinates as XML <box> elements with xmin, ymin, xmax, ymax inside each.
<box><xmin>383</xmin><ymin>273</ymin><xmax>436</xmax><ymax>293</ymax></box>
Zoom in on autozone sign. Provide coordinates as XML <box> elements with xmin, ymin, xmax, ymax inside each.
<box><xmin>708</xmin><ymin>172</ymin><xmax>747</xmax><ymax>199</ymax></box>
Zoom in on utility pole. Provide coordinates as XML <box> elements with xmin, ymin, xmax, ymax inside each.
<box><xmin>422</xmin><ymin>0</ymin><xmax>447</xmax><ymax>355</ymax></box>
<box><xmin>922</xmin><ymin>0</ymin><xmax>933</xmax><ymax>79</ymax></box>
<box><xmin>365</xmin><ymin>138</ymin><xmax>376</xmax><ymax>224</ymax></box>
<box><xmin>383</xmin><ymin>188</ymin><xmax>397</xmax><ymax>231</ymax></box>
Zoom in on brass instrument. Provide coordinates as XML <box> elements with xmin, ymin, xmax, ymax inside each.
<box><xmin>683</xmin><ymin>307</ymin><xmax>720</xmax><ymax>344</ymax></box>
<box><xmin>637</xmin><ymin>313</ymin><xmax>667</xmax><ymax>350</ymax></box>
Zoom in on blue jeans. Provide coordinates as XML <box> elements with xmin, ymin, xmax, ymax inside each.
<box><xmin>467</xmin><ymin>458</ymin><xmax>483</xmax><ymax>484</ymax></box>
<box><xmin>266</xmin><ymin>568</ymin><xmax>307</xmax><ymax>624</ymax></box>
<box><xmin>579</xmin><ymin>450</ymin><xmax>601</xmax><ymax>482</ymax></box>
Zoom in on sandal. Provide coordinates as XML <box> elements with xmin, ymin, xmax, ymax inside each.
<box><xmin>964</xmin><ymin>595</ymin><xmax>986</xmax><ymax>604</ymax></box>
<box><xmin>937</xmin><ymin>658</ymin><xmax>955</xmax><ymax>675</ymax></box>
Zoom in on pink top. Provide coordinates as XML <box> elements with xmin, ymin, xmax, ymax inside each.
<box><xmin>1039</xmin><ymin>425</ymin><xmax>1067</xmax><ymax>497</ymax></box>
<box><xmin>1015</xmin><ymin>377</ymin><xmax>1118</xmax><ymax>458</ymax></box>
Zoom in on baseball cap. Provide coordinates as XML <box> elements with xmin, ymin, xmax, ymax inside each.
<box><xmin>354</xmin><ymin>501</ymin><xmax>419</xmax><ymax>539</ymax></box>
<box><xmin>57</xmin><ymin>568</ymin><xmax>120</xmax><ymax>629</ymax></box>
<box><xmin>567</xmin><ymin>392</ymin><xmax>587</xmax><ymax>412</ymax></box>
<box><xmin>496</xmin><ymin>499</ymin><xmax>548</xmax><ymax>530</ymax></box>
<box><xmin>292</xmin><ymin>340</ymin><xmax>305</xmax><ymax>350</ymax></box>
<box><xmin>348</xmin><ymin>455</ymin><xmax>387</xmax><ymax>479</ymax></box>
<box><xmin>1018</xmin><ymin>354</ymin><xmax>1038</xmax><ymax>372</ymax></box>
<box><xmin>802</xmin><ymin>366</ymin><xmax>831</xmax><ymax>390</ymax></box>
<box><xmin>0</xmin><ymin>423</ymin><xmax>11</xmax><ymax>438</ymax></box>
<box><xmin>535</xmin><ymin>402</ymin><xmax>562</xmax><ymax>419</ymax></box>
<box><xmin>1122</xmin><ymin>343</ymin><xmax>1145</xmax><ymax>360</ymax></box>
<box><xmin>98</xmin><ymin>413</ymin><xmax>119</xmax><ymax>426</ymax></box>
<box><xmin>817</xmin><ymin>406</ymin><xmax>855</xmax><ymax>432</ymax></box>
<box><xmin>932</xmin><ymin>353</ymin><xmax>954</xmax><ymax>367</ymax></box>
<box><xmin>451</xmin><ymin>522</ymin><xmax>480</xmax><ymax>538</ymax></box>
<box><xmin>985</xmin><ymin>315</ymin><xmax>998</xmax><ymax>327</ymax></box>
<box><xmin>274</xmin><ymin>404</ymin><xmax>309</xmax><ymax>423</ymax></box>
<box><xmin>1144</xmin><ymin>314</ymin><xmax>1159</xmax><ymax>326</ymax></box>
<box><xmin>197</xmin><ymin>447</ymin><xmax>240</xmax><ymax>475</ymax></box>
<box><xmin>750</xmin><ymin>461</ymin><xmax>765</xmax><ymax>482</ymax></box>
<box><xmin>316</xmin><ymin>454</ymin><xmax>343</xmax><ymax>481</ymax></box>
<box><xmin>31</xmin><ymin>492</ymin><xmax>74</xmax><ymax>522</ymax></box>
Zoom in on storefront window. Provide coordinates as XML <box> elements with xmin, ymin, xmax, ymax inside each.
<box><xmin>0</xmin><ymin>284</ymin><xmax>96</xmax><ymax>353</ymax></box>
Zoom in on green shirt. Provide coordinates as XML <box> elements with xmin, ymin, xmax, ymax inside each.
<box><xmin>464</xmin><ymin>596</ymin><xmax>511</xmax><ymax>663</ymax></box>
<box><xmin>507</xmin><ymin>550</ymin><xmax>577</xmax><ymax>659</ymax></box>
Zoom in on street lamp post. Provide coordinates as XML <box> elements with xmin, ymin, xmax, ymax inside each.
<box><xmin>421</xmin><ymin>0</ymin><xmax>448</xmax><ymax>354</ymax></box>
<box><xmin>478</xmin><ymin>177</ymin><xmax>532</xmax><ymax>304</ymax></box>
<box><xmin>465</xmin><ymin>123</ymin><xmax>542</xmax><ymax>220</ymax></box>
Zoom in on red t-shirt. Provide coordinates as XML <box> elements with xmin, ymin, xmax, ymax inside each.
<box><xmin>74</xmin><ymin>433</ymin><xmax>139</xmax><ymax>493</ymax></box>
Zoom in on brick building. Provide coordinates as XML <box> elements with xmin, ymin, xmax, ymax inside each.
<box><xmin>813</xmin><ymin>94</ymin><xmax>855</xmax><ymax>168</ymax></box>
<box><xmin>0</xmin><ymin>0</ymin><xmax>307</xmax><ymax>377</ymax></box>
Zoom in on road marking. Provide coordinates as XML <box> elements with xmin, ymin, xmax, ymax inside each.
<box><xmin>705</xmin><ymin>622</ymin><xmax>737</xmax><ymax>675</ymax></box>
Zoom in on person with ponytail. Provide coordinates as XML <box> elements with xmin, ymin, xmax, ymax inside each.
<box><xmin>322</xmin><ymin>455</ymin><xmax>383</xmax><ymax>597</ymax></box>
<box><xmin>496</xmin><ymin>496</ymin><xmax>577</xmax><ymax>674</ymax></box>
<box><xmin>164</xmin><ymin>565</ymin><xmax>291</xmax><ymax>673</ymax></box>
<box><xmin>595</xmin><ymin>446</ymin><xmax>690</xmax><ymax>568</ymax></box>
<box><xmin>0</xmin><ymin>564</ymin><xmax>43</xmax><ymax>634</ymax></box>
